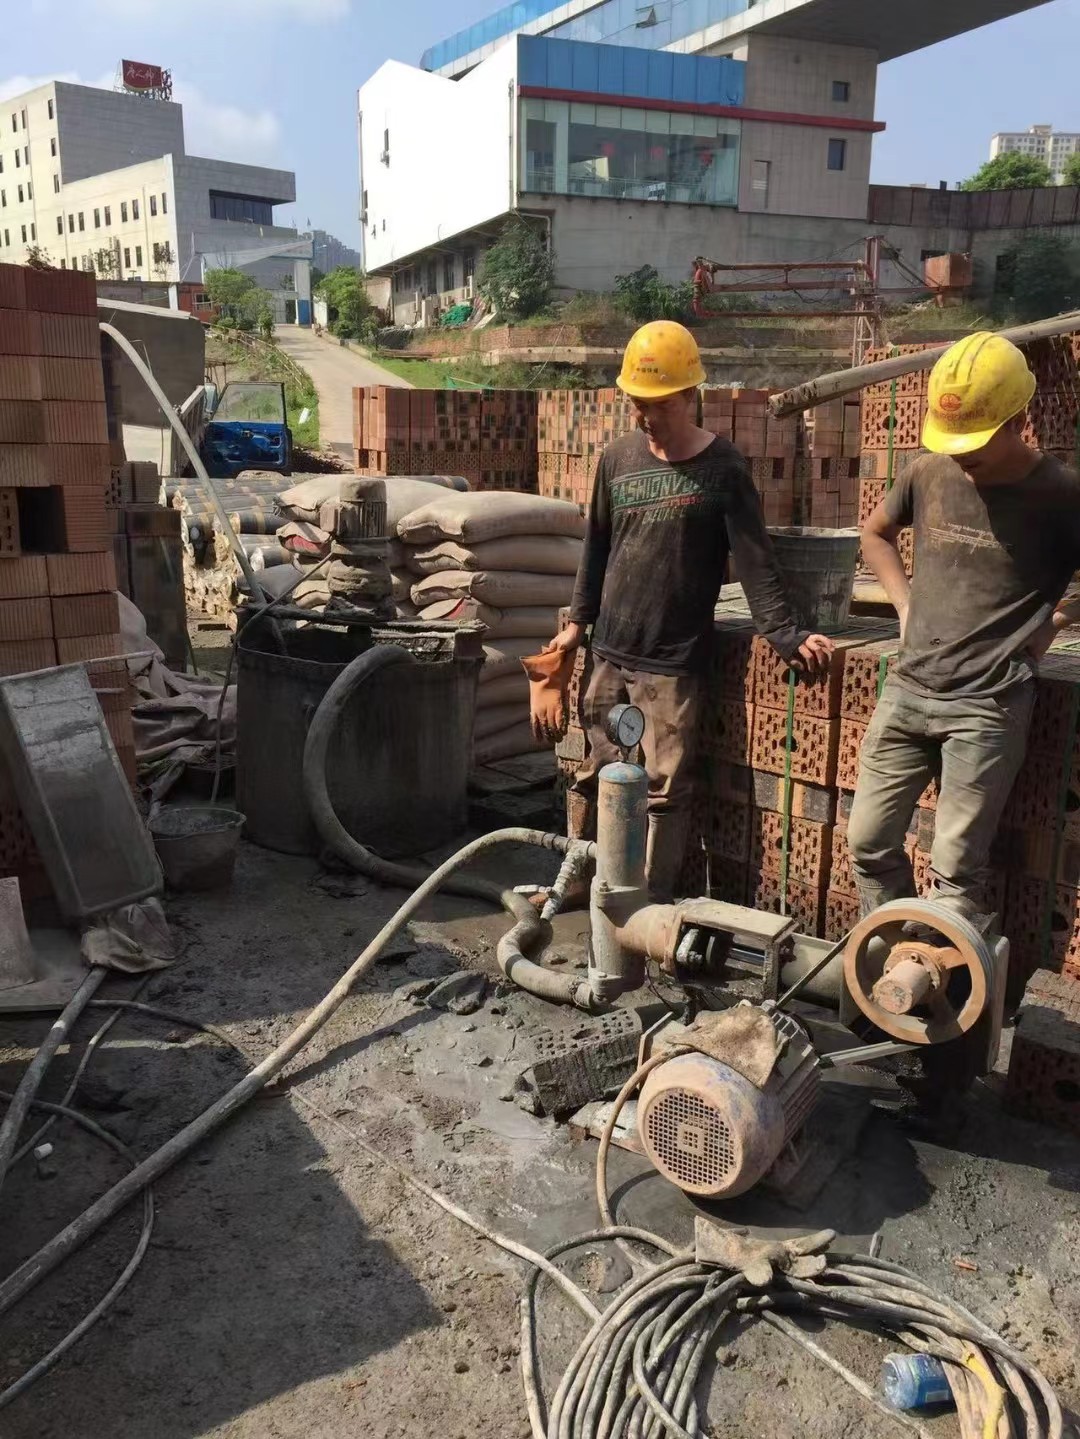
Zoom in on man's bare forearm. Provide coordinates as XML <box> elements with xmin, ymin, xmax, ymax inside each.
<box><xmin>862</xmin><ymin>532</ymin><xmax>911</xmax><ymax>625</ymax></box>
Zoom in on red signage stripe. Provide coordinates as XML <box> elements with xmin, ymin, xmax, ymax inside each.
<box><xmin>518</xmin><ymin>85</ymin><xmax>885</xmax><ymax>133</ymax></box>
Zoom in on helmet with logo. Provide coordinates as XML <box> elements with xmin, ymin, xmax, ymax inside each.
<box><xmin>616</xmin><ymin>321</ymin><xmax>707</xmax><ymax>400</ymax></box>
<box><xmin>922</xmin><ymin>332</ymin><xmax>1036</xmax><ymax>456</ymax></box>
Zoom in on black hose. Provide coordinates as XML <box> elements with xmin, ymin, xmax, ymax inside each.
<box><xmin>301</xmin><ymin>643</ymin><xmax>592</xmax><ymax>1008</ymax></box>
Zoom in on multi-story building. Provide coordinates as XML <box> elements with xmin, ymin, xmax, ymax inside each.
<box><xmin>358</xmin><ymin>0</ymin><xmax>1056</xmax><ymax>323</ymax></box>
<box><xmin>308</xmin><ymin>229</ymin><xmax>361</xmax><ymax>274</ymax></box>
<box><xmin>0</xmin><ymin>80</ymin><xmax>311</xmax><ymax>322</ymax></box>
<box><xmin>990</xmin><ymin>125</ymin><xmax>1080</xmax><ymax>183</ymax></box>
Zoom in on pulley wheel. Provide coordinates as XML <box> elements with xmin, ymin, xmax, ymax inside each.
<box><xmin>842</xmin><ymin>898</ymin><xmax>994</xmax><ymax>1045</ymax></box>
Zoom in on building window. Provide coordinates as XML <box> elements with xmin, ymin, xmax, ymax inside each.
<box><xmin>23</xmin><ymin>147</ymin><xmax>28</xmax><ymax>165</ymax></box>
<box><xmin>29</xmin><ymin>223</ymin><xmax>35</xmax><ymax>242</ymax></box>
<box><xmin>50</xmin><ymin>138</ymin><xmax>56</xmax><ymax>157</ymax></box>
<box><xmin>10</xmin><ymin>114</ymin><xmax>16</xmax><ymax>134</ymax></box>
<box><xmin>121</xmin><ymin>201</ymin><xmax>128</xmax><ymax>222</ymax></box>
<box><xmin>135</xmin><ymin>245</ymin><xmax>142</xmax><ymax>267</ymax></box>
<box><xmin>2</xmin><ymin>230</ymin><xmax>7</xmax><ymax>247</ymax></box>
<box><xmin>78</xmin><ymin>212</ymin><xmax>84</xmax><ymax>231</ymax></box>
<box><xmin>60</xmin><ymin>258</ymin><xmax>65</xmax><ymax>268</ymax></box>
<box><xmin>14</xmin><ymin>151</ymin><xmax>19</xmax><ymax>169</ymax></box>
<box><xmin>132</xmin><ymin>198</ymin><xmax>140</xmax><ymax>220</ymax></box>
<box><xmin>94</xmin><ymin>208</ymin><xmax>100</xmax><ymax>228</ymax></box>
<box><xmin>0</xmin><ymin>191</ymin><xmax>4</xmax><ymax>208</ymax></box>
<box><xmin>104</xmin><ymin>205</ymin><xmax>111</xmax><ymax>225</ymax></box>
<box><xmin>149</xmin><ymin>194</ymin><xmax>157</xmax><ymax>216</ymax></box>
<box><xmin>53</xmin><ymin>174</ymin><xmax>60</xmax><ymax>194</ymax></box>
<box><xmin>832</xmin><ymin>81</ymin><xmax>851</xmax><ymax>103</ymax></box>
<box><xmin>56</xmin><ymin>215</ymin><xmax>63</xmax><ymax>235</ymax></box>
<box><xmin>20</xmin><ymin>225</ymin><xmax>26</xmax><ymax>243</ymax></box>
<box><xmin>463</xmin><ymin>251</ymin><xmax>475</xmax><ymax>283</ymax></box>
<box><xmin>161</xmin><ymin>192</ymin><xmax>167</xmax><ymax>214</ymax></box>
<box><xmin>68</xmin><ymin>214</ymin><xmax>74</xmax><ymax>233</ymax></box>
<box><xmin>26</xmin><ymin>182</ymin><xmax>31</xmax><ymax>200</ymax></box>
<box><xmin>20</xmin><ymin>110</ymin><xmax>26</xmax><ymax>130</ymax></box>
<box><xmin>208</xmin><ymin>190</ymin><xmax>274</xmax><ymax>224</ymax></box>
<box><xmin>443</xmin><ymin>255</ymin><xmax>454</xmax><ymax>292</ymax></box>
<box><xmin>519</xmin><ymin>98</ymin><xmax>740</xmax><ymax>208</ymax></box>
<box><xmin>123</xmin><ymin>247</ymin><xmax>131</xmax><ymax>268</ymax></box>
<box><xmin>16</xmin><ymin>185</ymin><xmax>22</xmax><ymax>203</ymax></box>
<box><xmin>48</xmin><ymin>99</ymin><xmax>54</xmax><ymax>120</ymax></box>
<box><xmin>827</xmin><ymin>137</ymin><xmax>847</xmax><ymax>171</ymax></box>
<box><xmin>0</xmin><ymin>156</ymin><xmax>3</xmax><ymax>173</ymax></box>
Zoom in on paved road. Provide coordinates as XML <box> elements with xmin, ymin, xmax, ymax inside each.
<box><xmin>275</xmin><ymin>326</ymin><xmax>410</xmax><ymax>463</ymax></box>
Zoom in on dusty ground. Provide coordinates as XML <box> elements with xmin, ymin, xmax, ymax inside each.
<box><xmin>0</xmin><ymin>829</ymin><xmax>1078</xmax><ymax>1439</ymax></box>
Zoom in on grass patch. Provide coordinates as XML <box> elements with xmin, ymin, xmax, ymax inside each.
<box><xmin>369</xmin><ymin>350</ymin><xmax>586</xmax><ymax>390</ymax></box>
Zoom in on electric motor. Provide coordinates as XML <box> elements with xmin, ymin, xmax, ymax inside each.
<box><xmin>637</xmin><ymin>1010</ymin><xmax>818</xmax><ymax>1199</ymax></box>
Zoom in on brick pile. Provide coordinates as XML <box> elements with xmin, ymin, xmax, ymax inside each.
<box><xmin>1005</xmin><ymin>968</ymin><xmax>1080</xmax><ymax>1136</ymax></box>
<box><xmin>353</xmin><ymin>386</ymin><xmax>539</xmax><ymax>492</ymax></box>
<box><xmin>536</xmin><ymin>389</ymin><xmax>634</xmax><ymax>507</ymax></box>
<box><xmin>0</xmin><ymin>261</ymin><xmax>136</xmax><ymax>895</ymax></box>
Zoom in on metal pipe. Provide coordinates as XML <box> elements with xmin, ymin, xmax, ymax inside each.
<box><xmin>588</xmin><ymin>762</ymin><xmax>649</xmax><ymax>1005</ymax></box>
<box><xmin>768</xmin><ymin>308</ymin><xmax>1080</xmax><ymax>417</ymax></box>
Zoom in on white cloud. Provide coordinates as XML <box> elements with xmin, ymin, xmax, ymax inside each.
<box><xmin>0</xmin><ymin>70</ymin><xmax>283</xmax><ymax>168</ymax></box>
<box><xmin>173</xmin><ymin>82</ymin><xmax>283</xmax><ymax>166</ymax></box>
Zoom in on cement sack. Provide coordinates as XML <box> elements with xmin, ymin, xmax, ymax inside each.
<box><xmin>483</xmin><ymin>606</ymin><xmax>558</xmax><ymax>641</ymax></box>
<box><xmin>474</xmin><ymin>703</ymin><xmax>525</xmax><ymax>741</ymax></box>
<box><xmin>398</xmin><ymin>491</ymin><xmax>585</xmax><ymax>546</ymax></box>
<box><xmin>474</xmin><ymin>720</ymin><xmax>546</xmax><ymax>764</ymax></box>
<box><xmin>406</xmin><ymin>535</ymin><xmax>582</xmax><ymax>577</ymax></box>
<box><xmin>277</xmin><ymin>473</ymin><xmax>461</xmax><ymax>527</ymax></box>
<box><xmin>391</xmin><ymin>569</ymin><xmax>412</xmax><ymax>602</ymax></box>
<box><xmin>475</xmin><ymin>672</ymin><xmax>529</xmax><ymax>707</ymax></box>
<box><xmin>277</xmin><ymin>521</ymin><xmax>329</xmax><ymax>557</ymax></box>
<box><xmin>479</xmin><ymin>640</ymin><xmax>541</xmax><ymax>683</ymax></box>
<box><xmin>419</xmin><ymin>597</ymin><xmax>502</xmax><ymax>631</ymax></box>
<box><xmin>395</xmin><ymin>599</ymin><xmax>420</xmax><ymax>620</ymax></box>
<box><xmin>411</xmin><ymin>570</ymin><xmax>574</xmax><ymax>610</ymax></box>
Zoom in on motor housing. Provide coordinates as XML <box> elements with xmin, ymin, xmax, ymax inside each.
<box><xmin>637</xmin><ymin>1010</ymin><xmax>818</xmax><ymax>1199</ymax></box>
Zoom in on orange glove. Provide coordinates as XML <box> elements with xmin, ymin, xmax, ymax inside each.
<box><xmin>521</xmin><ymin>647</ymin><xmax>576</xmax><ymax>744</ymax></box>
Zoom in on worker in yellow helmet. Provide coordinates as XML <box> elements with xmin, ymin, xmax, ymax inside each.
<box><xmin>542</xmin><ymin>320</ymin><xmax>833</xmax><ymax>905</ymax></box>
<box><xmin>850</xmin><ymin>332</ymin><xmax>1080</xmax><ymax>1133</ymax></box>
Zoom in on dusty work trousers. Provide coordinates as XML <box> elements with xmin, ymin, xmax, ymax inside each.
<box><xmin>847</xmin><ymin>677</ymin><xmax>1034</xmax><ymax>929</ymax></box>
<box><xmin>572</xmin><ymin>652</ymin><xmax>702</xmax><ymax>902</ymax></box>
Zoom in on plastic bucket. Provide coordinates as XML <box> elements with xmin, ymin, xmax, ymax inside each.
<box><xmin>149</xmin><ymin>806</ymin><xmax>246</xmax><ymax>891</ymax></box>
<box><xmin>767</xmin><ymin>526</ymin><xmax>861</xmax><ymax>631</ymax></box>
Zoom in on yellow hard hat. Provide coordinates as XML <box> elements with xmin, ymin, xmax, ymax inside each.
<box><xmin>617</xmin><ymin>321</ymin><xmax>706</xmax><ymax>399</ymax></box>
<box><xmin>922</xmin><ymin>332</ymin><xmax>1036</xmax><ymax>456</ymax></box>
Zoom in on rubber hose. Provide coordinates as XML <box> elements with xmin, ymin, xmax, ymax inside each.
<box><xmin>0</xmin><ymin>825</ymin><xmax>572</xmax><ymax>1320</ymax></box>
<box><xmin>302</xmin><ymin>643</ymin><xmax>593</xmax><ymax>1009</ymax></box>
<box><xmin>0</xmin><ymin>967</ymin><xmax>106</xmax><ymax>1199</ymax></box>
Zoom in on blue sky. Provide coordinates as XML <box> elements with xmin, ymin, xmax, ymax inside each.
<box><xmin>4</xmin><ymin>0</ymin><xmax>1079</xmax><ymax>254</ymax></box>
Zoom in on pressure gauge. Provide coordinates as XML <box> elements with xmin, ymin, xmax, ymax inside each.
<box><xmin>605</xmin><ymin>703</ymin><xmax>645</xmax><ymax>751</ymax></box>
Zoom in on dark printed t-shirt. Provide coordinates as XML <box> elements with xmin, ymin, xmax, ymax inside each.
<box><xmin>568</xmin><ymin>428</ymin><xmax>803</xmax><ymax>675</ymax></box>
<box><xmin>883</xmin><ymin>452</ymin><xmax>1080</xmax><ymax>697</ymax></box>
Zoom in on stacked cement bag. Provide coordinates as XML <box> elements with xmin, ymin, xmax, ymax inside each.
<box><xmin>397</xmin><ymin>491</ymin><xmax>585</xmax><ymax>762</ymax></box>
<box><xmin>274</xmin><ymin>473</ymin><xmax>468</xmax><ymax>616</ymax></box>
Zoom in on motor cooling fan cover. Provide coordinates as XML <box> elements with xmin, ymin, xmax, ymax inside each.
<box><xmin>638</xmin><ymin>1052</ymin><xmax>786</xmax><ymax>1199</ymax></box>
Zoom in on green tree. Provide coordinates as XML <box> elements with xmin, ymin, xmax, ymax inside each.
<box><xmin>1063</xmin><ymin>152</ymin><xmax>1080</xmax><ymax>188</ymax></box>
<box><xmin>314</xmin><ymin>266</ymin><xmax>377</xmax><ymax>340</ymax></box>
<box><xmin>996</xmin><ymin>232</ymin><xmax>1080</xmax><ymax>321</ymax></box>
<box><xmin>613</xmin><ymin>265</ymin><xmax>694</xmax><ymax>323</ymax></box>
<box><xmin>477</xmin><ymin>216</ymin><xmax>554</xmax><ymax>320</ymax></box>
<box><xmin>24</xmin><ymin>244</ymin><xmax>54</xmax><ymax>270</ymax></box>
<box><xmin>960</xmin><ymin>152</ymin><xmax>1053</xmax><ymax>191</ymax></box>
<box><xmin>205</xmin><ymin>267</ymin><xmax>271</xmax><ymax>329</ymax></box>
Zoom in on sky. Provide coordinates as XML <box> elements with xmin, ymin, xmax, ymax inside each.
<box><xmin>3</xmin><ymin>0</ymin><xmax>1080</xmax><ymax>254</ymax></box>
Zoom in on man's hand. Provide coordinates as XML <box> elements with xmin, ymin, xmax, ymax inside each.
<box><xmin>545</xmin><ymin>621</ymin><xmax>585</xmax><ymax>655</ymax></box>
<box><xmin>791</xmin><ymin>634</ymin><xmax>834</xmax><ymax>679</ymax></box>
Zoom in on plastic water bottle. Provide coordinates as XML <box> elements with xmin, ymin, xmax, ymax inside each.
<box><xmin>880</xmin><ymin>1353</ymin><xmax>953</xmax><ymax>1411</ymax></box>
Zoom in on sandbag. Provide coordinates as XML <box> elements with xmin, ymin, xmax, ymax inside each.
<box><xmin>483</xmin><ymin>606</ymin><xmax>558</xmax><ymax>641</ymax></box>
<box><xmin>277</xmin><ymin>520</ymin><xmax>329</xmax><ymax>557</ymax></box>
<box><xmin>474</xmin><ymin>720</ymin><xmax>547</xmax><ymax>764</ymax></box>
<box><xmin>398</xmin><ymin>491</ymin><xmax>585</xmax><ymax>546</ymax></box>
<box><xmin>391</xmin><ymin>569</ymin><xmax>411</xmax><ymax>602</ymax></box>
<box><xmin>395</xmin><ymin>599</ymin><xmax>420</xmax><ymax>620</ymax></box>
<box><xmin>238</xmin><ymin>562</ymin><xmax>302</xmax><ymax>599</ymax></box>
<box><xmin>419</xmin><ymin>597</ymin><xmax>502</xmax><ymax>631</ymax></box>
<box><xmin>475</xmin><ymin>673</ymin><xmax>529</xmax><ymax>707</ymax></box>
<box><xmin>405</xmin><ymin>535</ymin><xmax>582</xmax><ymax>577</ymax></box>
<box><xmin>277</xmin><ymin>474</ymin><xmax>462</xmax><ymax>527</ymax></box>
<box><xmin>479</xmin><ymin>640</ymin><xmax>540</xmax><ymax>683</ymax></box>
<box><xmin>411</xmin><ymin>570</ymin><xmax>574</xmax><ymax>610</ymax></box>
<box><xmin>474</xmin><ymin>703</ymin><xmax>525</xmax><ymax>740</ymax></box>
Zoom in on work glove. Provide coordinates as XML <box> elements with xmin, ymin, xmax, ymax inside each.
<box><xmin>695</xmin><ymin>1221</ymin><xmax>835</xmax><ymax>1287</ymax></box>
<box><xmin>521</xmin><ymin>647</ymin><xmax>576</xmax><ymax>744</ymax></box>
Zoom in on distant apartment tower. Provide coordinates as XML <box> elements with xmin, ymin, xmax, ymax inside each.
<box><xmin>0</xmin><ymin>78</ymin><xmax>311</xmax><ymax>320</ymax></box>
<box><xmin>990</xmin><ymin>125</ymin><xmax>1080</xmax><ymax>182</ymax></box>
<box><xmin>308</xmin><ymin>229</ymin><xmax>361</xmax><ymax>273</ymax></box>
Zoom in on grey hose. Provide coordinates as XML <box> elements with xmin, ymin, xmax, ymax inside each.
<box><xmin>301</xmin><ymin>643</ymin><xmax>594</xmax><ymax>1009</ymax></box>
<box><xmin>0</xmin><ymin>967</ymin><xmax>106</xmax><ymax>1198</ymax></box>
<box><xmin>0</xmin><ymin>824</ymin><xmax>574</xmax><ymax>1319</ymax></box>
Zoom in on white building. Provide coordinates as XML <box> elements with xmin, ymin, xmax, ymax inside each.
<box><xmin>358</xmin><ymin>0</ymin><xmax>1058</xmax><ymax>325</ymax></box>
<box><xmin>990</xmin><ymin>125</ymin><xmax>1080</xmax><ymax>183</ymax></box>
<box><xmin>0</xmin><ymin>80</ymin><xmax>311</xmax><ymax>322</ymax></box>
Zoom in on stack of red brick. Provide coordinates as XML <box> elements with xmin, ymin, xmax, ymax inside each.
<box><xmin>536</xmin><ymin>389</ymin><xmax>634</xmax><ymax>507</ymax></box>
<box><xmin>353</xmin><ymin>386</ymin><xmax>539</xmax><ymax>492</ymax></box>
<box><xmin>0</xmin><ymin>262</ymin><xmax>135</xmax><ymax>893</ymax></box>
<box><xmin>702</xmin><ymin>388</ymin><xmax>803</xmax><ymax>526</ymax></box>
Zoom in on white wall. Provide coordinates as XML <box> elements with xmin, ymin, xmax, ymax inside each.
<box><xmin>359</xmin><ymin>46</ymin><xmax>517</xmax><ymax>271</ymax></box>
